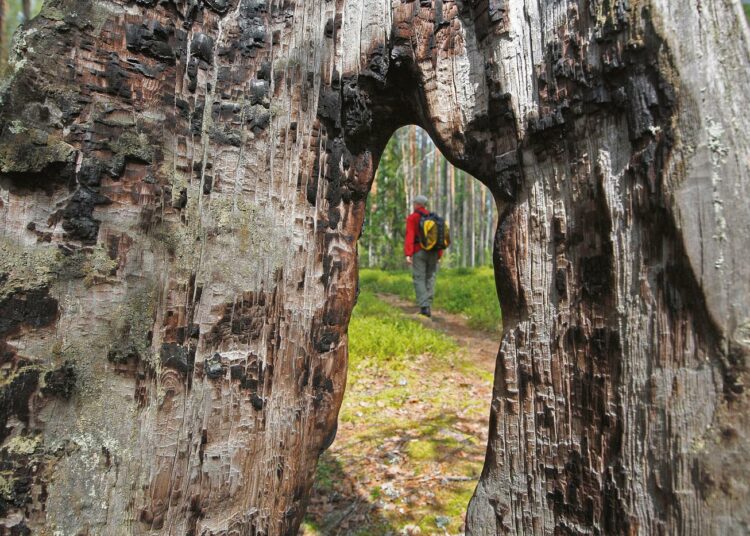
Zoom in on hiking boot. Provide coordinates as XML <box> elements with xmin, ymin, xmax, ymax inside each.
<box><xmin>419</xmin><ymin>307</ymin><xmax>431</xmax><ymax>317</ymax></box>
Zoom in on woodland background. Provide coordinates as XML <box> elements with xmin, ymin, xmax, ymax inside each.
<box><xmin>362</xmin><ymin>127</ymin><xmax>495</xmax><ymax>270</ymax></box>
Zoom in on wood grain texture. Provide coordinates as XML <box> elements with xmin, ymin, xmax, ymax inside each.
<box><xmin>0</xmin><ymin>1</ymin><xmax>747</xmax><ymax>534</ymax></box>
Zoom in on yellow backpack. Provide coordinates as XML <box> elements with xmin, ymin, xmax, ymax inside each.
<box><xmin>418</xmin><ymin>213</ymin><xmax>451</xmax><ymax>251</ymax></box>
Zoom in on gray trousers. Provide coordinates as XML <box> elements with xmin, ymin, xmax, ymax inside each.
<box><xmin>412</xmin><ymin>249</ymin><xmax>439</xmax><ymax>308</ymax></box>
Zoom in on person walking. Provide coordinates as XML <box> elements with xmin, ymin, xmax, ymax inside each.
<box><xmin>404</xmin><ymin>195</ymin><xmax>442</xmax><ymax>317</ymax></box>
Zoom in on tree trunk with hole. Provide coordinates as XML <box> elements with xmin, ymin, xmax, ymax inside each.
<box><xmin>0</xmin><ymin>1</ymin><xmax>749</xmax><ymax>534</ymax></box>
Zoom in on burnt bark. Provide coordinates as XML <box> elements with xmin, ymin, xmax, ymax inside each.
<box><xmin>0</xmin><ymin>1</ymin><xmax>748</xmax><ymax>535</ymax></box>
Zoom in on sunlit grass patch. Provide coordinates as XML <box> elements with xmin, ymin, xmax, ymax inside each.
<box><xmin>359</xmin><ymin>266</ymin><xmax>502</xmax><ymax>332</ymax></box>
<box><xmin>348</xmin><ymin>290</ymin><xmax>457</xmax><ymax>369</ymax></box>
<box><xmin>299</xmin><ymin>520</ymin><xmax>321</xmax><ymax>535</ymax></box>
<box><xmin>406</xmin><ymin>438</ymin><xmax>448</xmax><ymax>462</ymax></box>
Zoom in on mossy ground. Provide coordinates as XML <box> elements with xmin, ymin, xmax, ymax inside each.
<box><xmin>301</xmin><ymin>271</ymin><xmax>497</xmax><ymax>535</ymax></box>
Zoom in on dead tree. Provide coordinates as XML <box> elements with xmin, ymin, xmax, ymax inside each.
<box><xmin>0</xmin><ymin>1</ymin><xmax>748</xmax><ymax>534</ymax></box>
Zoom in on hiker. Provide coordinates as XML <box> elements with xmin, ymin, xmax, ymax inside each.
<box><xmin>404</xmin><ymin>195</ymin><xmax>449</xmax><ymax>317</ymax></box>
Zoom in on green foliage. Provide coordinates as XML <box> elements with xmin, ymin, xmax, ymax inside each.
<box><xmin>359</xmin><ymin>267</ymin><xmax>502</xmax><ymax>332</ymax></box>
<box><xmin>359</xmin><ymin>131</ymin><xmax>409</xmax><ymax>270</ymax></box>
<box><xmin>358</xmin><ymin>269</ymin><xmax>414</xmax><ymax>299</ymax></box>
<box><xmin>745</xmin><ymin>4</ymin><xmax>750</xmax><ymax>21</ymax></box>
<box><xmin>348</xmin><ymin>290</ymin><xmax>457</xmax><ymax>368</ymax></box>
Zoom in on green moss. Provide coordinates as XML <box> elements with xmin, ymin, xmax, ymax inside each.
<box><xmin>0</xmin><ymin>128</ymin><xmax>75</xmax><ymax>174</ymax></box>
<box><xmin>107</xmin><ymin>286</ymin><xmax>157</xmax><ymax>367</ymax></box>
<box><xmin>0</xmin><ymin>237</ymin><xmax>62</xmax><ymax>299</ymax></box>
<box><xmin>4</xmin><ymin>435</ymin><xmax>40</xmax><ymax>456</ymax></box>
<box><xmin>39</xmin><ymin>5</ymin><xmax>66</xmax><ymax>22</ymax></box>
<box><xmin>110</xmin><ymin>131</ymin><xmax>154</xmax><ymax>164</ymax></box>
<box><xmin>202</xmin><ymin>197</ymin><xmax>285</xmax><ymax>291</ymax></box>
<box><xmin>0</xmin><ymin>237</ymin><xmax>122</xmax><ymax>301</ymax></box>
<box><xmin>82</xmin><ymin>245</ymin><xmax>118</xmax><ymax>286</ymax></box>
<box><xmin>269</xmin><ymin>103</ymin><xmax>284</xmax><ymax>118</ymax></box>
<box><xmin>8</xmin><ymin>120</ymin><xmax>26</xmax><ymax>135</ymax></box>
<box><xmin>39</xmin><ymin>0</ymin><xmax>111</xmax><ymax>34</ymax></box>
<box><xmin>0</xmin><ymin>473</ymin><xmax>13</xmax><ymax>501</ymax></box>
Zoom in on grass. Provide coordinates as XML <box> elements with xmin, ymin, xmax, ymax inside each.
<box><xmin>348</xmin><ymin>289</ymin><xmax>458</xmax><ymax>369</ymax></box>
<box><xmin>359</xmin><ymin>266</ymin><xmax>502</xmax><ymax>332</ymax></box>
<box><xmin>304</xmin><ymin>289</ymin><xmax>493</xmax><ymax>535</ymax></box>
<box><xmin>345</xmin><ymin>290</ymin><xmax>464</xmax><ymax>416</ymax></box>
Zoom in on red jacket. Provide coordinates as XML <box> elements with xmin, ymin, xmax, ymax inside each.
<box><xmin>404</xmin><ymin>207</ymin><xmax>442</xmax><ymax>258</ymax></box>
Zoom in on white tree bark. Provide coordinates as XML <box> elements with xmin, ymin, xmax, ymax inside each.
<box><xmin>0</xmin><ymin>1</ymin><xmax>748</xmax><ymax>534</ymax></box>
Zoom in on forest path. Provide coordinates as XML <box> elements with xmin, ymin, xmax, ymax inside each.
<box><xmin>301</xmin><ymin>293</ymin><xmax>500</xmax><ymax>536</ymax></box>
<box><xmin>374</xmin><ymin>293</ymin><xmax>499</xmax><ymax>373</ymax></box>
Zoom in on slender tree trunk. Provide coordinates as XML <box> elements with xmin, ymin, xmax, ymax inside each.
<box><xmin>449</xmin><ymin>163</ymin><xmax>455</xmax><ymax>237</ymax></box>
<box><xmin>486</xmin><ymin>192</ymin><xmax>493</xmax><ymax>266</ymax></box>
<box><xmin>441</xmin><ymin>157</ymin><xmax>447</xmax><ymax>219</ymax></box>
<box><xmin>0</xmin><ymin>2</ymin><xmax>748</xmax><ymax>535</ymax></box>
<box><xmin>21</xmin><ymin>0</ymin><xmax>30</xmax><ymax>22</ymax></box>
<box><xmin>419</xmin><ymin>129</ymin><xmax>432</xmax><ymax>198</ymax></box>
<box><xmin>477</xmin><ymin>186</ymin><xmax>489</xmax><ymax>266</ymax></box>
<box><xmin>433</xmin><ymin>140</ymin><xmax>439</xmax><ymax>212</ymax></box>
<box><xmin>400</xmin><ymin>130</ymin><xmax>410</xmax><ymax>215</ymax></box>
<box><xmin>461</xmin><ymin>171</ymin><xmax>469</xmax><ymax>267</ymax></box>
<box><xmin>471</xmin><ymin>179</ymin><xmax>477</xmax><ymax>266</ymax></box>
<box><xmin>409</xmin><ymin>125</ymin><xmax>417</xmax><ymax>197</ymax></box>
<box><xmin>368</xmin><ymin>175</ymin><xmax>377</xmax><ymax>268</ymax></box>
<box><xmin>0</xmin><ymin>0</ymin><xmax>5</xmax><ymax>72</ymax></box>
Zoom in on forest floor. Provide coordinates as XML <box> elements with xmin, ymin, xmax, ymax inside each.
<box><xmin>300</xmin><ymin>287</ymin><xmax>499</xmax><ymax>536</ymax></box>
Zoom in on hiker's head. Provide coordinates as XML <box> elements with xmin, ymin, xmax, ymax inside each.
<box><xmin>413</xmin><ymin>195</ymin><xmax>428</xmax><ymax>210</ymax></box>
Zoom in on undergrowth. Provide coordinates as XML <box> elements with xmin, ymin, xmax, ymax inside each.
<box><xmin>359</xmin><ymin>267</ymin><xmax>502</xmax><ymax>332</ymax></box>
<box><xmin>303</xmin><ymin>289</ymin><xmax>491</xmax><ymax>535</ymax></box>
<box><xmin>348</xmin><ymin>290</ymin><xmax>458</xmax><ymax>378</ymax></box>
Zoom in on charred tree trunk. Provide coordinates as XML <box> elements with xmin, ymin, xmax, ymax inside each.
<box><xmin>0</xmin><ymin>1</ymin><xmax>748</xmax><ymax>535</ymax></box>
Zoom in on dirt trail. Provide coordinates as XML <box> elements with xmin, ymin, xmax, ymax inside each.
<box><xmin>302</xmin><ymin>294</ymin><xmax>500</xmax><ymax>536</ymax></box>
<box><xmin>375</xmin><ymin>293</ymin><xmax>499</xmax><ymax>373</ymax></box>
